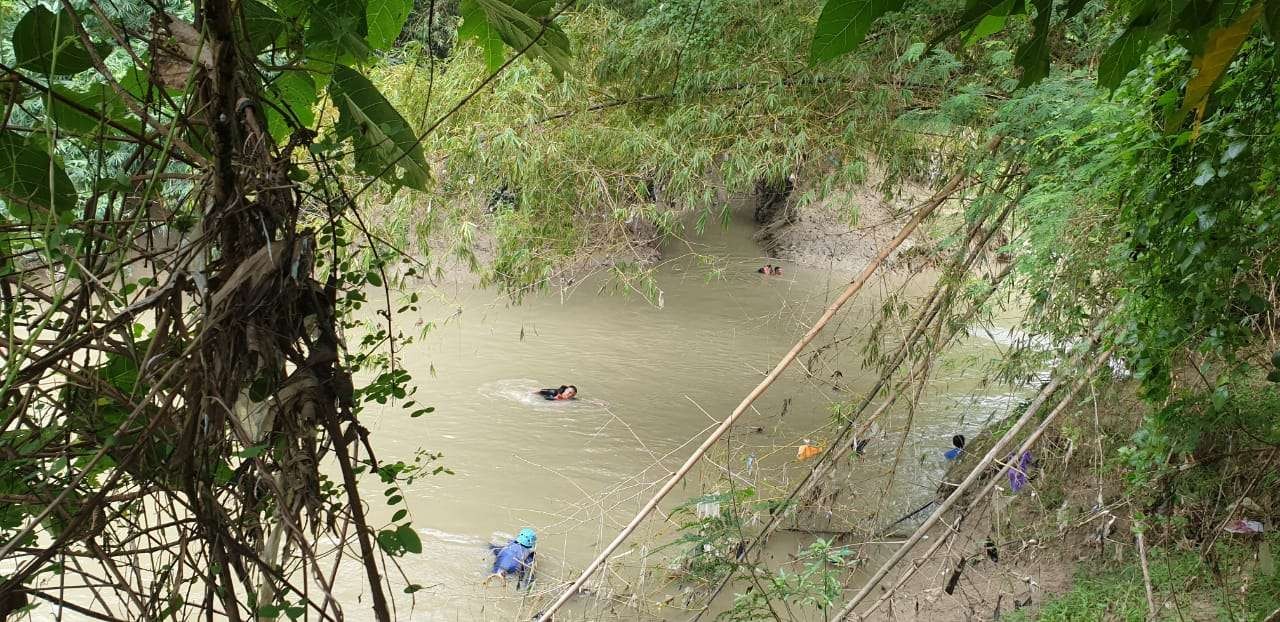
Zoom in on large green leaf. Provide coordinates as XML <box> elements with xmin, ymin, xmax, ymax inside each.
<box><xmin>11</xmin><ymin>6</ymin><xmax>111</xmax><ymax>76</ymax></box>
<box><xmin>809</xmin><ymin>0</ymin><xmax>907</xmax><ymax>63</ymax></box>
<box><xmin>963</xmin><ymin>0</ymin><xmax>1023</xmax><ymax>45</ymax></box>
<box><xmin>459</xmin><ymin>0</ymin><xmax>506</xmax><ymax>72</ymax></box>
<box><xmin>1171</xmin><ymin>3</ymin><xmax>1264</xmax><ymax>126</ymax></box>
<box><xmin>329</xmin><ymin>65</ymin><xmax>429</xmax><ymax>190</ymax></box>
<box><xmin>1098</xmin><ymin>22</ymin><xmax>1162</xmax><ymax>90</ymax></box>
<box><xmin>0</xmin><ymin>131</ymin><xmax>78</xmax><ymax>224</ymax></box>
<box><xmin>928</xmin><ymin>0</ymin><xmax>1011</xmax><ymax>49</ymax></box>
<box><xmin>242</xmin><ymin>0</ymin><xmax>287</xmax><ymax>53</ymax></box>
<box><xmin>1013</xmin><ymin>0</ymin><xmax>1052</xmax><ymax>87</ymax></box>
<box><xmin>307</xmin><ymin>0</ymin><xmax>372</xmax><ymax>65</ymax></box>
<box><xmin>48</xmin><ymin>85</ymin><xmax>124</xmax><ymax>135</ymax></box>
<box><xmin>367</xmin><ymin>0</ymin><xmax>414</xmax><ymax>50</ymax></box>
<box><xmin>457</xmin><ymin>0</ymin><xmax>572</xmax><ymax>77</ymax></box>
<box><xmin>265</xmin><ymin>71</ymin><xmax>319</xmax><ymax>143</ymax></box>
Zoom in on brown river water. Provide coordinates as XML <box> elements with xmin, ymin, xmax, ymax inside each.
<box><xmin>316</xmin><ymin>212</ymin><xmax>1026</xmax><ymax>621</ymax></box>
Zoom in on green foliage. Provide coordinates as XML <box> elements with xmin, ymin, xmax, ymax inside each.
<box><xmin>812</xmin><ymin>0</ymin><xmax>1275</xmax><ymax>115</ymax></box>
<box><xmin>377</xmin><ymin>0</ymin><xmax>942</xmax><ymax>293</ymax></box>
<box><xmin>724</xmin><ymin>538</ymin><xmax>858</xmax><ymax>620</ymax></box>
<box><xmin>662</xmin><ymin>488</ymin><xmax>757</xmax><ymax>584</ymax></box>
<box><xmin>0</xmin><ymin>0</ymin><xmax>571</xmax><ymax>615</ymax></box>
<box><xmin>1121</xmin><ymin>381</ymin><xmax>1280</xmax><ymax>490</ymax></box>
<box><xmin>1004</xmin><ymin>535</ymin><xmax>1280</xmax><ymax>621</ymax></box>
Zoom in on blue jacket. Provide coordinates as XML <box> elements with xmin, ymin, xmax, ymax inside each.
<box><xmin>491</xmin><ymin>541</ymin><xmax>534</xmax><ymax>577</ymax></box>
<box><xmin>944</xmin><ymin>447</ymin><xmax>963</xmax><ymax>461</ymax></box>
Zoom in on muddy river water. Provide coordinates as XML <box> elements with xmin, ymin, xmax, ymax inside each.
<box><xmin>331</xmin><ymin>213</ymin><xmax>1023</xmax><ymax>620</ymax></box>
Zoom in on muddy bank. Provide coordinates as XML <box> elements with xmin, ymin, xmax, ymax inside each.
<box><xmin>865</xmin><ymin>384</ymin><xmax>1280</xmax><ymax>621</ymax></box>
<box><xmin>750</xmin><ymin>165</ymin><xmax>936</xmax><ymax>273</ymax></box>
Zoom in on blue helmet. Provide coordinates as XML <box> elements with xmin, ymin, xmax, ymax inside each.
<box><xmin>516</xmin><ymin>528</ymin><xmax>537</xmax><ymax>548</ymax></box>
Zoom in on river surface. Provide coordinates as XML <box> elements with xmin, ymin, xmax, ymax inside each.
<box><xmin>329</xmin><ymin>212</ymin><xmax>1022</xmax><ymax>621</ymax></box>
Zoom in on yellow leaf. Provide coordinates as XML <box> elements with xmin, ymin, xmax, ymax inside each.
<box><xmin>1174</xmin><ymin>4</ymin><xmax>1264</xmax><ymax>128</ymax></box>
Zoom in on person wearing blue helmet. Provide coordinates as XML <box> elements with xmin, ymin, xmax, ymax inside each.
<box><xmin>483</xmin><ymin>528</ymin><xmax>537</xmax><ymax>588</ymax></box>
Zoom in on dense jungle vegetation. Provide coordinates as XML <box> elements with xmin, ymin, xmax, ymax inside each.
<box><xmin>0</xmin><ymin>0</ymin><xmax>1277</xmax><ymax>619</ymax></box>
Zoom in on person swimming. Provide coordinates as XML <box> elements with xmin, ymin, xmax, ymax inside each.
<box><xmin>944</xmin><ymin>434</ymin><xmax>966</xmax><ymax>460</ymax></box>
<box><xmin>483</xmin><ymin>528</ymin><xmax>536</xmax><ymax>588</ymax></box>
<box><xmin>536</xmin><ymin>385</ymin><xmax>577</xmax><ymax>400</ymax></box>
<box><xmin>757</xmin><ymin>264</ymin><xmax>783</xmax><ymax>275</ymax></box>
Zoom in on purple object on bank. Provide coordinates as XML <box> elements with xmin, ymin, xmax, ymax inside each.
<box><xmin>1008</xmin><ymin>450</ymin><xmax>1033</xmax><ymax>493</ymax></box>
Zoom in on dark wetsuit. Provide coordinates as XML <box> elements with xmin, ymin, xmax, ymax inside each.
<box><xmin>538</xmin><ymin>387</ymin><xmax>575</xmax><ymax>401</ymax></box>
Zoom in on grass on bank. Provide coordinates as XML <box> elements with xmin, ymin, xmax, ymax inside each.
<box><xmin>1005</xmin><ymin>531</ymin><xmax>1280</xmax><ymax>622</ymax></box>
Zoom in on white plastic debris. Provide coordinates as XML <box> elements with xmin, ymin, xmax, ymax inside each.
<box><xmin>1223</xmin><ymin>519</ymin><xmax>1265</xmax><ymax>534</ymax></box>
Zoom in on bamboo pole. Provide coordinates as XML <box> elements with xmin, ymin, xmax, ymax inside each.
<box><xmin>1137</xmin><ymin>528</ymin><xmax>1157</xmax><ymax>620</ymax></box>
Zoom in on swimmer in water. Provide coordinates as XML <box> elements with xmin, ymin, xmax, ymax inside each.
<box><xmin>483</xmin><ymin>528</ymin><xmax>536</xmax><ymax>588</ymax></box>
<box><xmin>536</xmin><ymin>385</ymin><xmax>577</xmax><ymax>400</ymax></box>
<box><xmin>944</xmin><ymin>434</ymin><xmax>965</xmax><ymax>460</ymax></box>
